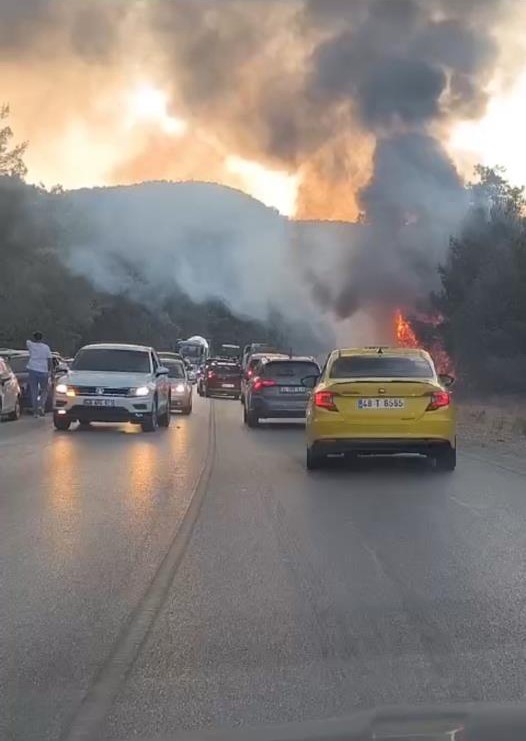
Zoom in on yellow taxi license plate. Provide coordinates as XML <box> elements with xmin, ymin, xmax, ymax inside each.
<box><xmin>357</xmin><ymin>398</ymin><xmax>405</xmax><ymax>410</ymax></box>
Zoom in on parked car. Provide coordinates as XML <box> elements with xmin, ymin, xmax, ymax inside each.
<box><xmin>163</xmin><ymin>358</ymin><xmax>193</xmax><ymax>415</ymax></box>
<box><xmin>240</xmin><ymin>352</ymin><xmax>288</xmax><ymax>403</ymax></box>
<box><xmin>202</xmin><ymin>360</ymin><xmax>242</xmax><ymax>399</ymax></box>
<box><xmin>53</xmin><ymin>343</ymin><xmax>171</xmax><ymax>432</ymax></box>
<box><xmin>0</xmin><ymin>357</ymin><xmax>21</xmax><ymax>421</ymax></box>
<box><xmin>0</xmin><ymin>350</ymin><xmax>61</xmax><ymax>412</ymax></box>
<box><xmin>243</xmin><ymin>356</ymin><xmax>320</xmax><ymax>427</ymax></box>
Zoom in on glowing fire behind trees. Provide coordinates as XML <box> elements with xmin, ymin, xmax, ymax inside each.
<box><xmin>394</xmin><ymin>310</ymin><xmax>419</xmax><ymax>348</ymax></box>
<box><xmin>394</xmin><ymin>310</ymin><xmax>454</xmax><ymax>375</ymax></box>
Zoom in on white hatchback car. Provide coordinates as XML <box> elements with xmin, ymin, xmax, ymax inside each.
<box><xmin>53</xmin><ymin>343</ymin><xmax>171</xmax><ymax>432</ymax></box>
<box><xmin>0</xmin><ymin>357</ymin><xmax>21</xmax><ymax>421</ymax></box>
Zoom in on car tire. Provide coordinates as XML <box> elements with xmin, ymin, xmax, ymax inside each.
<box><xmin>246</xmin><ymin>408</ymin><xmax>259</xmax><ymax>428</ymax></box>
<box><xmin>182</xmin><ymin>402</ymin><xmax>192</xmax><ymax>415</ymax></box>
<box><xmin>306</xmin><ymin>446</ymin><xmax>323</xmax><ymax>471</ymax></box>
<box><xmin>53</xmin><ymin>413</ymin><xmax>72</xmax><ymax>431</ymax></box>
<box><xmin>205</xmin><ymin>389</ymin><xmax>211</xmax><ymax>398</ymax></box>
<box><xmin>240</xmin><ymin>394</ymin><xmax>244</xmax><ymax>404</ymax></box>
<box><xmin>158</xmin><ymin>401</ymin><xmax>171</xmax><ymax>428</ymax></box>
<box><xmin>434</xmin><ymin>445</ymin><xmax>456</xmax><ymax>472</ymax></box>
<box><xmin>7</xmin><ymin>397</ymin><xmax>21</xmax><ymax>421</ymax></box>
<box><xmin>141</xmin><ymin>401</ymin><xmax>159</xmax><ymax>432</ymax></box>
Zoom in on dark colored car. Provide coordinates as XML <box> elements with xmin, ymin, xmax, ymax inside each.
<box><xmin>243</xmin><ymin>356</ymin><xmax>320</xmax><ymax>427</ymax></box>
<box><xmin>0</xmin><ymin>351</ymin><xmax>67</xmax><ymax>412</ymax></box>
<box><xmin>240</xmin><ymin>352</ymin><xmax>288</xmax><ymax>403</ymax></box>
<box><xmin>202</xmin><ymin>361</ymin><xmax>242</xmax><ymax>399</ymax></box>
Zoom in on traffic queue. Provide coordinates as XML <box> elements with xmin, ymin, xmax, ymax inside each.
<box><xmin>0</xmin><ymin>335</ymin><xmax>456</xmax><ymax>472</ymax></box>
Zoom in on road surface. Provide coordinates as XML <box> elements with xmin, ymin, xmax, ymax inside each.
<box><xmin>2</xmin><ymin>397</ymin><xmax>526</xmax><ymax>740</ymax></box>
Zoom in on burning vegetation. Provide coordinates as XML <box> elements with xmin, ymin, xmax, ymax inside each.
<box><xmin>394</xmin><ymin>309</ymin><xmax>454</xmax><ymax>376</ymax></box>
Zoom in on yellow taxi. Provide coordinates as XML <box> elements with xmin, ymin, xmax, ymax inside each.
<box><xmin>304</xmin><ymin>347</ymin><xmax>456</xmax><ymax>471</ymax></box>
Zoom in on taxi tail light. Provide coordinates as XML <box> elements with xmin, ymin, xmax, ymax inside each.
<box><xmin>314</xmin><ymin>390</ymin><xmax>338</xmax><ymax>411</ymax></box>
<box><xmin>427</xmin><ymin>390</ymin><xmax>450</xmax><ymax>411</ymax></box>
<box><xmin>252</xmin><ymin>377</ymin><xmax>277</xmax><ymax>392</ymax></box>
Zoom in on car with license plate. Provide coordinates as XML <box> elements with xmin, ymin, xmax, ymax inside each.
<box><xmin>240</xmin><ymin>352</ymin><xmax>288</xmax><ymax>403</ymax></box>
<box><xmin>0</xmin><ymin>357</ymin><xmax>21</xmax><ymax>421</ymax></box>
<box><xmin>203</xmin><ymin>360</ymin><xmax>242</xmax><ymax>399</ymax></box>
<box><xmin>53</xmin><ymin>343</ymin><xmax>171</xmax><ymax>432</ymax></box>
<box><xmin>163</xmin><ymin>358</ymin><xmax>193</xmax><ymax>414</ymax></box>
<box><xmin>243</xmin><ymin>356</ymin><xmax>321</xmax><ymax>427</ymax></box>
<box><xmin>304</xmin><ymin>347</ymin><xmax>456</xmax><ymax>471</ymax></box>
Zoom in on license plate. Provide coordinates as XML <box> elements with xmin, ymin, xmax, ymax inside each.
<box><xmin>221</xmin><ymin>383</ymin><xmax>235</xmax><ymax>388</ymax></box>
<box><xmin>280</xmin><ymin>386</ymin><xmax>305</xmax><ymax>394</ymax></box>
<box><xmin>83</xmin><ymin>399</ymin><xmax>115</xmax><ymax>407</ymax></box>
<box><xmin>357</xmin><ymin>398</ymin><xmax>405</xmax><ymax>409</ymax></box>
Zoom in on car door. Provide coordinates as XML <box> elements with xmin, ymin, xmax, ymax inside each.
<box><xmin>152</xmin><ymin>351</ymin><xmax>168</xmax><ymax>409</ymax></box>
<box><xmin>0</xmin><ymin>359</ymin><xmax>18</xmax><ymax>414</ymax></box>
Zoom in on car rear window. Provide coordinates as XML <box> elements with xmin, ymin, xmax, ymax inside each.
<box><xmin>248</xmin><ymin>356</ymin><xmax>265</xmax><ymax>371</ymax></box>
<box><xmin>3</xmin><ymin>355</ymin><xmax>28</xmax><ymax>373</ymax></box>
<box><xmin>72</xmin><ymin>349</ymin><xmax>151</xmax><ymax>373</ymax></box>
<box><xmin>164</xmin><ymin>361</ymin><xmax>185</xmax><ymax>379</ymax></box>
<box><xmin>330</xmin><ymin>355</ymin><xmax>434</xmax><ymax>379</ymax></box>
<box><xmin>213</xmin><ymin>363</ymin><xmax>241</xmax><ymax>374</ymax></box>
<box><xmin>263</xmin><ymin>361</ymin><xmax>319</xmax><ymax>380</ymax></box>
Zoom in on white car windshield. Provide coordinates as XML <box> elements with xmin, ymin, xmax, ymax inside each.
<box><xmin>72</xmin><ymin>349</ymin><xmax>151</xmax><ymax>373</ymax></box>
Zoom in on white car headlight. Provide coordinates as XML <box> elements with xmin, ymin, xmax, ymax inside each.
<box><xmin>134</xmin><ymin>386</ymin><xmax>150</xmax><ymax>397</ymax></box>
<box><xmin>173</xmin><ymin>383</ymin><xmax>185</xmax><ymax>393</ymax></box>
<box><xmin>56</xmin><ymin>383</ymin><xmax>68</xmax><ymax>394</ymax></box>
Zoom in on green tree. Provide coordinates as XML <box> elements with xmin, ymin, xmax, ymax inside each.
<box><xmin>0</xmin><ymin>105</ymin><xmax>27</xmax><ymax>179</ymax></box>
<box><xmin>433</xmin><ymin>166</ymin><xmax>526</xmax><ymax>391</ymax></box>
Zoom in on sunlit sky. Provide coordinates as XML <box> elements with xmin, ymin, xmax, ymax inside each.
<box><xmin>449</xmin><ymin>69</ymin><xmax>526</xmax><ymax>187</ymax></box>
<box><xmin>22</xmin><ymin>71</ymin><xmax>526</xmax><ymax>219</ymax></box>
<box><xmin>124</xmin><ymin>73</ymin><xmax>526</xmax><ymax>216</ymax></box>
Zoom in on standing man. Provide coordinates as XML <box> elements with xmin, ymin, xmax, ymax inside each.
<box><xmin>26</xmin><ymin>331</ymin><xmax>52</xmax><ymax>417</ymax></box>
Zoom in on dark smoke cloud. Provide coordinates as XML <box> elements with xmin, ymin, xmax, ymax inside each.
<box><xmin>301</xmin><ymin>0</ymin><xmax>502</xmax><ymax>317</ymax></box>
<box><xmin>0</xmin><ymin>0</ymin><xmax>517</xmax><ymax>331</ymax></box>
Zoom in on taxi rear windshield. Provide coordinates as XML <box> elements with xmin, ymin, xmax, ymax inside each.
<box><xmin>330</xmin><ymin>355</ymin><xmax>434</xmax><ymax>379</ymax></box>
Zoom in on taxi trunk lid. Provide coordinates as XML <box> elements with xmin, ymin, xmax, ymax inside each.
<box><xmin>327</xmin><ymin>378</ymin><xmax>439</xmax><ymax>427</ymax></box>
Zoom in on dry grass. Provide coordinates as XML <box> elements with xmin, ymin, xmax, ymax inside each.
<box><xmin>457</xmin><ymin>395</ymin><xmax>526</xmax><ymax>454</ymax></box>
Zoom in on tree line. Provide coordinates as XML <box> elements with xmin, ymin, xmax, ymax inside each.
<box><xmin>416</xmin><ymin>165</ymin><xmax>526</xmax><ymax>393</ymax></box>
<box><xmin>0</xmin><ymin>109</ymin><xmax>286</xmax><ymax>357</ymax></box>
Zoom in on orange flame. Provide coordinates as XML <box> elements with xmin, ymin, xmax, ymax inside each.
<box><xmin>394</xmin><ymin>310</ymin><xmax>419</xmax><ymax>347</ymax></box>
<box><xmin>394</xmin><ymin>309</ymin><xmax>455</xmax><ymax>375</ymax></box>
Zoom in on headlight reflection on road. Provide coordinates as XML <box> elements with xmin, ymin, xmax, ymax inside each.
<box><xmin>45</xmin><ymin>435</ymin><xmax>81</xmax><ymax>560</ymax></box>
<box><xmin>126</xmin><ymin>441</ymin><xmax>158</xmax><ymax>518</ymax></box>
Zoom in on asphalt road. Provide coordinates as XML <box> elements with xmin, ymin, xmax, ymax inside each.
<box><xmin>3</xmin><ymin>397</ymin><xmax>526</xmax><ymax>741</ymax></box>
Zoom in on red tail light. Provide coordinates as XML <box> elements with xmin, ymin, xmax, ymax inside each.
<box><xmin>314</xmin><ymin>390</ymin><xmax>338</xmax><ymax>411</ymax></box>
<box><xmin>247</xmin><ymin>369</ymin><xmax>253</xmax><ymax>377</ymax></box>
<box><xmin>427</xmin><ymin>390</ymin><xmax>450</xmax><ymax>411</ymax></box>
<box><xmin>207</xmin><ymin>371</ymin><xmax>216</xmax><ymax>379</ymax></box>
<box><xmin>252</xmin><ymin>377</ymin><xmax>277</xmax><ymax>392</ymax></box>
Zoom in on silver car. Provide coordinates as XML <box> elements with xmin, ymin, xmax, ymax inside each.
<box><xmin>164</xmin><ymin>359</ymin><xmax>193</xmax><ymax>415</ymax></box>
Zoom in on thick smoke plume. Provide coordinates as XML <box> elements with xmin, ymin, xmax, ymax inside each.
<box><xmin>0</xmin><ymin>0</ymin><xmax>520</xmax><ymax>334</ymax></box>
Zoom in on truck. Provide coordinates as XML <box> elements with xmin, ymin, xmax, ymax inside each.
<box><xmin>176</xmin><ymin>336</ymin><xmax>210</xmax><ymax>371</ymax></box>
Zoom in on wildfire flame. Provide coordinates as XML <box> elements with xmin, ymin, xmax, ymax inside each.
<box><xmin>393</xmin><ymin>309</ymin><xmax>455</xmax><ymax>375</ymax></box>
<box><xmin>394</xmin><ymin>310</ymin><xmax>419</xmax><ymax>347</ymax></box>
